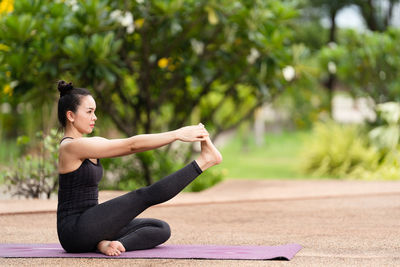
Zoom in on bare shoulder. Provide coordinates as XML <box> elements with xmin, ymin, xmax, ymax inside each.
<box><xmin>58</xmin><ymin>137</ymin><xmax>109</xmax><ymax>173</ymax></box>
<box><xmin>60</xmin><ymin>136</ymin><xmax>106</xmax><ymax>149</ymax></box>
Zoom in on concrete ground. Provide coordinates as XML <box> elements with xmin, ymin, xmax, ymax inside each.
<box><xmin>0</xmin><ymin>179</ymin><xmax>399</xmax><ymax>266</ymax></box>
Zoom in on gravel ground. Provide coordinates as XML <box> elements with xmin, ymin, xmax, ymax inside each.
<box><xmin>1</xmin><ymin>180</ymin><xmax>399</xmax><ymax>266</ymax></box>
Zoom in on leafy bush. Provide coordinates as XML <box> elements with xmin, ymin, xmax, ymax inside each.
<box><xmin>185</xmin><ymin>168</ymin><xmax>226</xmax><ymax>192</ymax></box>
<box><xmin>369</xmin><ymin>102</ymin><xmax>400</xmax><ymax>152</ymax></box>
<box><xmin>1</xmin><ymin>129</ymin><xmax>62</xmax><ymax>198</ymax></box>
<box><xmin>299</xmin><ymin>121</ymin><xmax>379</xmax><ymax>178</ymax></box>
<box><xmin>349</xmin><ymin>102</ymin><xmax>400</xmax><ymax>180</ymax></box>
<box><xmin>301</xmin><ymin>104</ymin><xmax>400</xmax><ymax>181</ymax></box>
<box><xmin>349</xmin><ymin>153</ymin><xmax>400</xmax><ymax>181</ymax></box>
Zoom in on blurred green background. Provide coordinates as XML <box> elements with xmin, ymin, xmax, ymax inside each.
<box><xmin>1</xmin><ymin>0</ymin><xmax>400</xmax><ymax>198</ymax></box>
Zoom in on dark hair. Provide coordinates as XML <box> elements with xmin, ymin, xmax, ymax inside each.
<box><xmin>57</xmin><ymin>80</ymin><xmax>92</xmax><ymax>128</ymax></box>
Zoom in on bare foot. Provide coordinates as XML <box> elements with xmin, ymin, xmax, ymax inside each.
<box><xmin>97</xmin><ymin>240</ymin><xmax>126</xmax><ymax>256</ymax></box>
<box><xmin>196</xmin><ymin>137</ymin><xmax>223</xmax><ymax>171</ymax></box>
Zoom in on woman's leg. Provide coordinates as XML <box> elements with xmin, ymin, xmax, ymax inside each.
<box><xmin>114</xmin><ymin>218</ymin><xmax>171</xmax><ymax>251</ymax></box>
<box><xmin>73</xmin><ymin>161</ymin><xmax>201</xmax><ymax>253</ymax></box>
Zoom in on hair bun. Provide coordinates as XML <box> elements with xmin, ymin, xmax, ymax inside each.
<box><xmin>58</xmin><ymin>80</ymin><xmax>74</xmax><ymax>96</ymax></box>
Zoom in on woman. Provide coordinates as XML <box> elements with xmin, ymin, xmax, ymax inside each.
<box><xmin>56</xmin><ymin>80</ymin><xmax>222</xmax><ymax>256</ymax></box>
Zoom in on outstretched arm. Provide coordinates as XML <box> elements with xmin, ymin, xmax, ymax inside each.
<box><xmin>61</xmin><ymin>124</ymin><xmax>209</xmax><ymax>160</ymax></box>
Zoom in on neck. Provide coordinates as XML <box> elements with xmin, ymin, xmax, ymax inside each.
<box><xmin>64</xmin><ymin>126</ymin><xmax>84</xmax><ymax>139</ymax></box>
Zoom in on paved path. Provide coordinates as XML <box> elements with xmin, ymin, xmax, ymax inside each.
<box><xmin>1</xmin><ymin>179</ymin><xmax>399</xmax><ymax>266</ymax></box>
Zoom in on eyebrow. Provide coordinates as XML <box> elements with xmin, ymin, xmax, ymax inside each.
<box><xmin>86</xmin><ymin>107</ymin><xmax>96</xmax><ymax>110</ymax></box>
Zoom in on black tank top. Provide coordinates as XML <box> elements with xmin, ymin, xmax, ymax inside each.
<box><xmin>57</xmin><ymin>137</ymin><xmax>103</xmax><ymax>225</ymax></box>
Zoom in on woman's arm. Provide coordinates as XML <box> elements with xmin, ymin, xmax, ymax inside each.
<box><xmin>61</xmin><ymin>124</ymin><xmax>209</xmax><ymax>160</ymax></box>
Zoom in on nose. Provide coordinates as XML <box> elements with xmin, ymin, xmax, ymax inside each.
<box><xmin>93</xmin><ymin>113</ymin><xmax>97</xmax><ymax>121</ymax></box>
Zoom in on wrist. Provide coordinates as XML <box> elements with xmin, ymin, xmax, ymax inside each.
<box><xmin>172</xmin><ymin>129</ymin><xmax>181</xmax><ymax>141</ymax></box>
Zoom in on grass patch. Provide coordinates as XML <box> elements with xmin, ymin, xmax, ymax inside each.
<box><xmin>213</xmin><ymin>131</ymin><xmax>318</xmax><ymax>179</ymax></box>
<box><xmin>0</xmin><ymin>139</ymin><xmax>20</xmax><ymax>166</ymax></box>
<box><xmin>0</xmin><ymin>139</ymin><xmax>20</xmax><ymax>184</ymax></box>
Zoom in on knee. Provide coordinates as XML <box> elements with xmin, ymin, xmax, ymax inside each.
<box><xmin>158</xmin><ymin>220</ymin><xmax>171</xmax><ymax>243</ymax></box>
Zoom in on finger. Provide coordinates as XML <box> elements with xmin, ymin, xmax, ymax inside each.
<box><xmin>197</xmin><ymin>133</ymin><xmax>209</xmax><ymax>138</ymax></box>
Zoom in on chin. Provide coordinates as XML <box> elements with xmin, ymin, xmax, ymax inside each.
<box><xmin>81</xmin><ymin>128</ymin><xmax>93</xmax><ymax>135</ymax></box>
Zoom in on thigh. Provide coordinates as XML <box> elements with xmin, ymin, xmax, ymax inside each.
<box><xmin>75</xmin><ymin>190</ymin><xmax>149</xmax><ymax>243</ymax></box>
<box><xmin>114</xmin><ymin>218</ymin><xmax>170</xmax><ymax>240</ymax></box>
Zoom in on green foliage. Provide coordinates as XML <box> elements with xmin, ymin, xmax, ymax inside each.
<box><xmin>299</xmin><ymin>121</ymin><xmax>379</xmax><ymax>178</ymax></box>
<box><xmin>1</xmin><ymin>129</ymin><xmax>63</xmax><ymax>198</ymax></box>
<box><xmin>300</xmin><ymin>116</ymin><xmax>400</xmax><ymax>181</ymax></box>
<box><xmin>318</xmin><ymin>28</ymin><xmax>400</xmax><ymax>103</ymax></box>
<box><xmin>99</xmin><ymin>156</ymin><xmax>146</xmax><ymax>191</ymax></box>
<box><xmin>349</xmin><ymin>101</ymin><xmax>400</xmax><ymax>181</ymax></box>
<box><xmin>0</xmin><ymin>139</ymin><xmax>20</xmax><ymax>166</ymax></box>
<box><xmin>0</xmin><ymin>0</ymin><xmax>300</xmax><ymax>185</ymax></box>
<box><xmin>369</xmin><ymin>102</ymin><xmax>400</xmax><ymax>152</ymax></box>
<box><xmin>185</xmin><ymin>168</ymin><xmax>225</xmax><ymax>192</ymax></box>
<box><xmin>349</xmin><ymin>152</ymin><xmax>400</xmax><ymax>181</ymax></box>
<box><xmin>275</xmin><ymin>44</ymin><xmax>330</xmax><ymax>129</ymax></box>
<box><xmin>290</xmin><ymin>19</ymin><xmax>328</xmax><ymax>51</ymax></box>
<box><xmin>100</xmin><ymin>149</ymin><xmax>183</xmax><ymax>190</ymax></box>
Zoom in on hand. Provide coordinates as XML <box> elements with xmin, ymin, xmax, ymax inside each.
<box><xmin>176</xmin><ymin>123</ymin><xmax>209</xmax><ymax>142</ymax></box>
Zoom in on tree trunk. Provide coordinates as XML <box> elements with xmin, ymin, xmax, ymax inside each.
<box><xmin>329</xmin><ymin>8</ymin><xmax>337</xmax><ymax>43</ymax></box>
<box><xmin>139</xmin><ymin>156</ymin><xmax>153</xmax><ymax>185</ymax></box>
<box><xmin>358</xmin><ymin>0</ymin><xmax>380</xmax><ymax>31</ymax></box>
<box><xmin>326</xmin><ymin>74</ymin><xmax>335</xmax><ymax>116</ymax></box>
<box><xmin>327</xmin><ymin>8</ymin><xmax>337</xmax><ymax>116</ymax></box>
<box><xmin>384</xmin><ymin>0</ymin><xmax>395</xmax><ymax>28</ymax></box>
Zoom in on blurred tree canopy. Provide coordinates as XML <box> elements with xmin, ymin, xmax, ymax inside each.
<box><xmin>0</xmin><ymin>0</ymin><xmax>297</xmax><ymax>184</ymax></box>
<box><xmin>353</xmin><ymin>0</ymin><xmax>400</xmax><ymax>32</ymax></box>
<box><xmin>319</xmin><ymin>28</ymin><xmax>400</xmax><ymax>102</ymax></box>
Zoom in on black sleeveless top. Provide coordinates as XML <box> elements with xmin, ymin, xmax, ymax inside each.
<box><xmin>57</xmin><ymin>137</ymin><xmax>103</xmax><ymax>226</ymax></box>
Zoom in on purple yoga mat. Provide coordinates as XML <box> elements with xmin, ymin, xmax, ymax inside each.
<box><xmin>0</xmin><ymin>243</ymin><xmax>302</xmax><ymax>260</ymax></box>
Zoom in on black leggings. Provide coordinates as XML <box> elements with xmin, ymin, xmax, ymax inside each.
<box><xmin>58</xmin><ymin>161</ymin><xmax>202</xmax><ymax>253</ymax></box>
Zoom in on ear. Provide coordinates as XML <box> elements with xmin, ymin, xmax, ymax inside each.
<box><xmin>66</xmin><ymin>110</ymin><xmax>75</xmax><ymax>123</ymax></box>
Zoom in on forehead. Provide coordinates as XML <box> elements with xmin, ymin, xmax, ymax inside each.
<box><xmin>79</xmin><ymin>95</ymin><xmax>96</xmax><ymax>108</ymax></box>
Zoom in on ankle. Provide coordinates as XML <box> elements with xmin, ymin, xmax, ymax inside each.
<box><xmin>195</xmin><ymin>158</ymin><xmax>207</xmax><ymax>172</ymax></box>
<box><xmin>195</xmin><ymin>156</ymin><xmax>220</xmax><ymax>172</ymax></box>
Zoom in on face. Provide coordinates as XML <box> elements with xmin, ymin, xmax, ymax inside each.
<box><xmin>67</xmin><ymin>95</ymin><xmax>97</xmax><ymax>135</ymax></box>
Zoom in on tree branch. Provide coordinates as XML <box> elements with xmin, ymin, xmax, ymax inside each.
<box><xmin>175</xmin><ymin>69</ymin><xmax>224</xmax><ymax>129</ymax></box>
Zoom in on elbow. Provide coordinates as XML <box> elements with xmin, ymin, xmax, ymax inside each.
<box><xmin>128</xmin><ymin>138</ymin><xmax>141</xmax><ymax>153</ymax></box>
<box><xmin>129</xmin><ymin>143</ymin><xmax>138</xmax><ymax>153</ymax></box>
